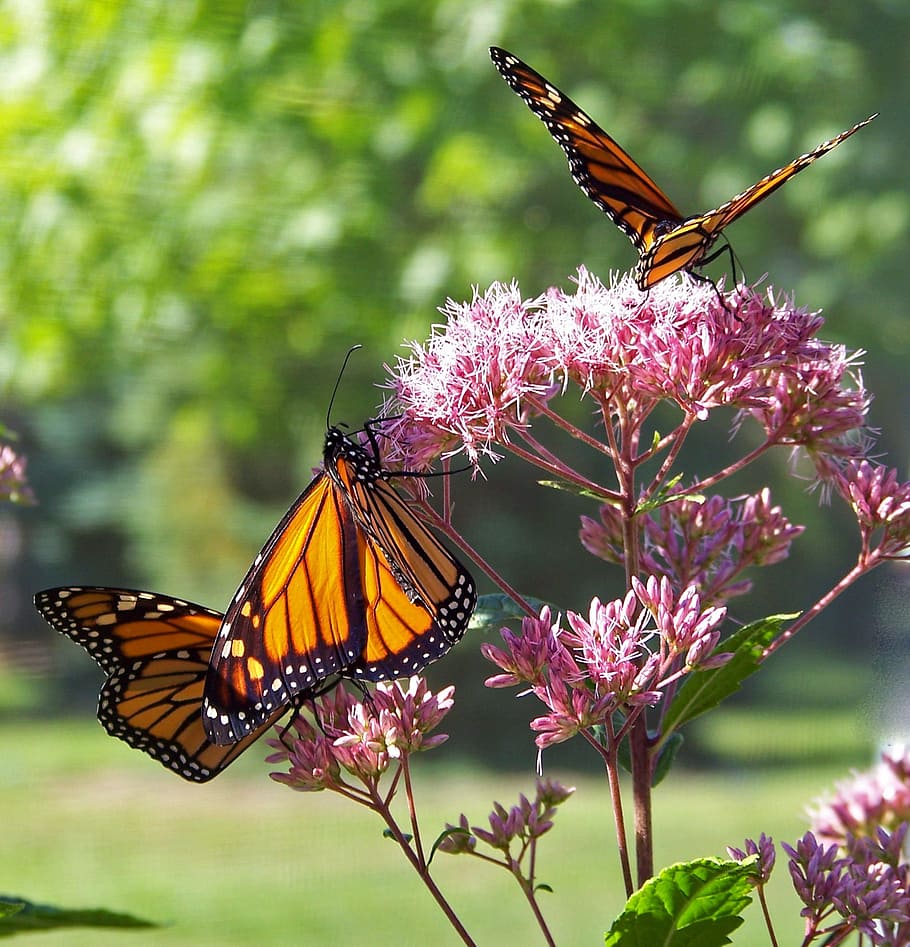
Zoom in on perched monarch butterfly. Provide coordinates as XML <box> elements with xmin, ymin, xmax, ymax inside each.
<box><xmin>490</xmin><ymin>46</ymin><xmax>876</xmax><ymax>290</ymax></box>
<box><xmin>201</xmin><ymin>420</ymin><xmax>477</xmax><ymax>745</ymax></box>
<box><xmin>33</xmin><ymin>587</ymin><xmax>282</xmax><ymax>782</ymax></box>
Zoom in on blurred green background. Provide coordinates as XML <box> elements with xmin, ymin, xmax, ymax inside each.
<box><xmin>2</xmin><ymin>0</ymin><xmax>908</xmax><ymax>943</ymax></box>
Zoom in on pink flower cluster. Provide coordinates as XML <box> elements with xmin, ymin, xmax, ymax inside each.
<box><xmin>809</xmin><ymin>746</ymin><xmax>910</xmax><ymax>846</ymax></box>
<box><xmin>730</xmin><ymin>824</ymin><xmax>910</xmax><ymax>945</ymax></box>
<box><xmin>482</xmin><ymin>578</ymin><xmax>730</xmax><ymax>751</ymax></box>
<box><xmin>438</xmin><ymin>777</ymin><xmax>574</xmax><ymax>856</ymax></box>
<box><xmin>385</xmin><ymin>269</ymin><xmax>869</xmax><ymax>474</ymax></box>
<box><xmin>268</xmin><ymin>677</ymin><xmax>455</xmax><ymax>792</ymax></box>
<box><xmin>834</xmin><ymin>461</ymin><xmax>910</xmax><ymax>558</ymax></box>
<box><xmin>783</xmin><ymin>828</ymin><xmax>910</xmax><ymax>944</ymax></box>
<box><xmin>581</xmin><ymin>488</ymin><xmax>804</xmax><ymax>607</ymax></box>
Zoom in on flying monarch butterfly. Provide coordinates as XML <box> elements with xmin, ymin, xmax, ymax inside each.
<box><xmin>201</xmin><ymin>419</ymin><xmax>477</xmax><ymax>746</ymax></box>
<box><xmin>33</xmin><ymin>587</ymin><xmax>283</xmax><ymax>782</ymax></box>
<box><xmin>489</xmin><ymin>46</ymin><xmax>877</xmax><ymax>290</ymax></box>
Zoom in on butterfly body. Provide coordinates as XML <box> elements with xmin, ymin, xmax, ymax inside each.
<box><xmin>202</xmin><ymin>424</ymin><xmax>476</xmax><ymax>745</ymax></box>
<box><xmin>34</xmin><ymin>587</ymin><xmax>280</xmax><ymax>781</ymax></box>
<box><xmin>490</xmin><ymin>46</ymin><xmax>876</xmax><ymax>289</ymax></box>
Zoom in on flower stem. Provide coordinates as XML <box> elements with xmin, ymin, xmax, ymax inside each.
<box><xmin>763</xmin><ymin>557</ymin><xmax>872</xmax><ymax>658</ymax></box>
<box><xmin>585</xmin><ymin>728</ymin><xmax>635</xmax><ymax>896</ymax></box>
<box><xmin>514</xmin><ymin>872</ymin><xmax>557</xmax><ymax>947</ymax></box>
<box><xmin>756</xmin><ymin>885</ymin><xmax>779</xmax><ymax>947</ymax></box>
<box><xmin>508</xmin><ymin>435</ymin><xmax>620</xmax><ymax>501</ymax></box>
<box><xmin>371</xmin><ymin>789</ymin><xmax>477</xmax><ymax>946</ymax></box>
<box><xmin>414</xmin><ymin>497</ymin><xmax>537</xmax><ymax>616</ymax></box>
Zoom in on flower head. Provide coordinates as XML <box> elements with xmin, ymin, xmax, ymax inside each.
<box><xmin>484</xmin><ymin>581</ymin><xmax>731</xmax><ymax>753</ymax></box>
<box><xmin>834</xmin><ymin>460</ymin><xmax>910</xmax><ymax>556</ymax></box>
<box><xmin>584</xmin><ymin>489</ymin><xmax>804</xmax><ymax>607</ymax></box>
<box><xmin>481</xmin><ymin>606</ymin><xmax>566</xmax><ymax>688</ymax></box>
<box><xmin>269</xmin><ymin>678</ymin><xmax>454</xmax><ymax>792</ymax></box>
<box><xmin>440</xmin><ymin>778</ymin><xmax>574</xmax><ymax>857</ymax></box>
<box><xmin>727</xmin><ymin>833</ymin><xmax>776</xmax><ymax>885</ymax></box>
<box><xmin>384</xmin><ymin>270</ymin><xmax>867</xmax><ymax>481</ymax></box>
<box><xmin>561</xmin><ymin>591</ymin><xmax>661</xmax><ymax>702</ymax></box>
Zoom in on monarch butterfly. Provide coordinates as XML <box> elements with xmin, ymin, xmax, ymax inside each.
<box><xmin>201</xmin><ymin>420</ymin><xmax>476</xmax><ymax>745</ymax></box>
<box><xmin>33</xmin><ymin>587</ymin><xmax>281</xmax><ymax>781</ymax></box>
<box><xmin>490</xmin><ymin>46</ymin><xmax>876</xmax><ymax>290</ymax></box>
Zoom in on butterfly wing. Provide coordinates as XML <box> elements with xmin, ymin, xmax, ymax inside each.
<box><xmin>202</xmin><ymin>471</ymin><xmax>365</xmax><ymax>744</ymax></box>
<box><xmin>339</xmin><ymin>468</ymin><xmax>476</xmax><ymax>683</ymax></box>
<box><xmin>34</xmin><ymin>587</ymin><xmax>282</xmax><ymax>782</ymax></box>
<box><xmin>490</xmin><ymin>46</ymin><xmax>684</xmax><ymax>253</ymax></box>
<box><xmin>636</xmin><ymin>114</ymin><xmax>878</xmax><ymax>289</ymax></box>
<box><xmin>202</xmin><ymin>427</ymin><xmax>476</xmax><ymax>745</ymax></box>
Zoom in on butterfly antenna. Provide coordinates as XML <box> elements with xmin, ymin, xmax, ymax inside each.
<box><xmin>326</xmin><ymin>344</ymin><xmax>363</xmax><ymax>429</ymax></box>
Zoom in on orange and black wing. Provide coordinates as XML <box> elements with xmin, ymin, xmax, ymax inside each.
<box><xmin>636</xmin><ymin>114</ymin><xmax>878</xmax><ymax>289</ymax></box>
<box><xmin>34</xmin><ymin>587</ymin><xmax>282</xmax><ymax>782</ymax></box>
<box><xmin>491</xmin><ymin>47</ymin><xmax>876</xmax><ymax>290</ymax></box>
<box><xmin>202</xmin><ymin>426</ymin><xmax>476</xmax><ymax>745</ymax></box>
<box><xmin>337</xmin><ymin>457</ymin><xmax>475</xmax><ymax>683</ymax></box>
<box><xmin>490</xmin><ymin>46</ymin><xmax>683</xmax><ymax>254</ymax></box>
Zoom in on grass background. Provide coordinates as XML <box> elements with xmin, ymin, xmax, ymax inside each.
<box><xmin>2</xmin><ymin>693</ymin><xmax>872</xmax><ymax>946</ymax></box>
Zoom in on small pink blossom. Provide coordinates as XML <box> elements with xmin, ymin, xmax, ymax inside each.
<box><xmin>783</xmin><ymin>828</ymin><xmax>910</xmax><ymax>944</ymax></box>
<box><xmin>266</xmin><ymin>717</ymin><xmax>342</xmax><ymax>793</ymax></box>
<box><xmin>561</xmin><ymin>592</ymin><xmax>662</xmax><ymax>702</ymax></box>
<box><xmin>834</xmin><ymin>460</ymin><xmax>910</xmax><ymax>556</ymax></box>
<box><xmin>369</xmin><ymin>677</ymin><xmax>455</xmax><ymax>753</ymax></box>
<box><xmin>529</xmin><ymin>674</ymin><xmax>620</xmax><ymax>748</ymax></box>
<box><xmin>481</xmin><ymin>606</ymin><xmax>565</xmax><ymax>688</ymax></box>
<box><xmin>632</xmin><ymin>575</ymin><xmax>729</xmax><ymax>669</ymax></box>
<box><xmin>0</xmin><ymin>443</ymin><xmax>34</xmax><ymax>505</ymax></box>
<box><xmin>440</xmin><ymin>778</ymin><xmax>574</xmax><ymax>856</ymax></box>
<box><xmin>727</xmin><ymin>833</ymin><xmax>776</xmax><ymax>884</ymax></box>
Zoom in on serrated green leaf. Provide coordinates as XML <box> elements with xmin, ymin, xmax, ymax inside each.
<box><xmin>0</xmin><ymin>897</ymin><xmax>154</xmax><ymax>936</ymax></box>
<box><xmin>661</xmin><ymin>614</ymin><xmax>797</xmax><ymax>738</ymax></box>
<box><xmin>603</xmin><ymin>858</ymin><xmax>753</xmax><ymax>946</ymax></box>
<box><xmin>469</xmin><ymin>593</ymin><xmax>551</xmax><ymax>629</ymax></box>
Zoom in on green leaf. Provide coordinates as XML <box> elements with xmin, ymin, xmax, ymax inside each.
<box><xmin>0</xmin><ymin>897</ymin><xmax>154</xmax><ymax>936</ymax></box>
<box><xmin>603</xmin><ymin>858</ymin><xmax>754</xmax><ymax>946</ymax></box>
<box><xmin>382</xmin><ymin>829</ymin><xmax>412</xmax><ymax>844</ymax></box>
<box><xmin>652</xmin><ymin>732</ymin><xmax>684</xmax><ymax>786</ymax></box>
<box><xmin>427</xmin><ymin>827</ymin><xmax>472</xmax><ymax>864</ymax></box>
<box><xmin>537</xmin><ymin>479</ymin><xmax>617</xmax><ymax>503</ymax></box>
<box><xmin>634</xmin><ymin>477</ymin><xmax>702</xmax><ymax>516</ymax></box>
<box><xmin>469</xmin><ymin>593</ymin><xmax>551</xmax><ymax>629</ymax></box>
<box><xmin>662</xmin><ymin>614</ymin><xmax>797</xmax><ymax>737</ymax></box>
